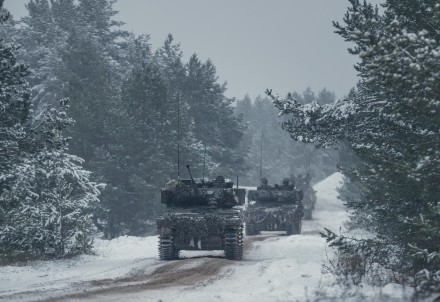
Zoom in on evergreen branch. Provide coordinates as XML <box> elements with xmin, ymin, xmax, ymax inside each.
<box><xmin>0</xmin><ymin>120</ymin><xmax>45</xmax><ymax>154</ymax></box>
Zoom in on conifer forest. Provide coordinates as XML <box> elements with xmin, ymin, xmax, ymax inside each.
<box><xmin>0</xmin><ymin>0</ymin><xmax>439</xmax><ymax>301</ymax></box>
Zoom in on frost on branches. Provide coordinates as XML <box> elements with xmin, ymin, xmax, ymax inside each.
<box><xmin>0</xmin><ymin>102</ymin><xmax>103</xmax><ymax>260</ymax></box>
<box><xmin>0</xmin><ymin>1</ymin><xmax>101</xmax><ymax>261</ymax></box>
<box><xmin>268</xmin><ymin>0</ymin><xmax>440</xmax><ymax>297</ymax></box>
<box><xmin>1</xmin><ymin>150</ymin><xmax>101</xmax><ymax>259</ymax></box>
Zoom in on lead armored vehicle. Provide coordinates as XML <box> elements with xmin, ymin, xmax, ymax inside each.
<box><xmin>245</xmin><ymin>178</ymin><xmax>304</xmax><ymax>236</ymax></box>
<box><xmin>157</xmin><ymin>165</ymin><xmax>246</xmax><ymax>260</ymax></box>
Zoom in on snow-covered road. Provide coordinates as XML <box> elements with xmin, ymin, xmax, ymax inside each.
<box><xmin>0</xmin><ymin>173</ymin><xmax>348</xmax><ymax>302</ymax></box>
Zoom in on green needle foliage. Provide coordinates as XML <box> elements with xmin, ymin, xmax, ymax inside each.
<box><xmin>269</xmin><ymin>0</ymin><xmax>440</xmax><ymax>297</ymax></box>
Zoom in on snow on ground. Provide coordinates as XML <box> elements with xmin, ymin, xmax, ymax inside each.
<box><xmin>0</xmin><ymin>172</ymin><xmax>411</xmax><ymax>301</ymax></box>
<box><xmin>313</xmin><ymin>172</ymin><xmax>347</xmax><ymax>233</ymax></box>
<box><xmin>0</xmin><ymin>236</ymin><xmax>160</xmax><ymax>298</ymax></box>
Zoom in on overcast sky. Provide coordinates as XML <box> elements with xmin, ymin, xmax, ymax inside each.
<box><xmin>4</xmin><ymin>0</ymin><xmax>382</xmax><ymax>100</ymax></box>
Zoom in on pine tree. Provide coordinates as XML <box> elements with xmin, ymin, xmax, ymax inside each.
<box><xmin>155</xmin><ymin>35</ymin><xmax>247</xmax><ymax>178</ymax></box>
<box><xmin>268</xmin><ymin>0</ymin><xmax>440</xmax><ymax>295</ymax></box>
<box><xmin>0</xmin><ymin>1</ymin><xmax>101</xmax><ymax>260</ymax></box>
<box><xmin>1</xmin><ymin>104</ymin><xmax>102</xmax><ymax>258</ymax></box>
<box><xmin>235</xmin><ymin>92</ymin><xmax>337</xmax><ymax>186</ymax></box>
<box><xmin>8</xmin><ymin>3</ymin><xmax>250</xmax><ymax>238</ymax></box>
<box><xmin>14</xmin><ymin>0</ymin><xmax>132</xmax><ymax>238</ymax></box>
<box><xmin>0</xmin><ymin>1</ymin><xmax>31</xmax><ymax>218</ymax></box>
<box><xmin>12</xmin><ymin>0</ymin><xmax>66</xmax><ymax>118</ymax></box>
<box><xmin>102</xmin><ymin>60</ymin><xmax>175</xmax><ymax>236</ymax></box>
<box><xmin>183</xmin><ymin>53</ymin><xmax>247</xmax><ymax>176</ymax></box>
<box><xmin>154</xmin><ymin>37</ymin><xmax>204</xmax><ymax>175</ymax></box>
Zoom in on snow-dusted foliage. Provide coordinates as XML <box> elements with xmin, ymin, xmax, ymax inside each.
<box><xmin>6</xmin><ymin>1</ymin><xmax>247</xmax><ymax>238</ymax></box>
<box><xmin>3</xmin><ymin>0</ymin><xmax>247</xmax><ymax>240</ymax></box>
<box><xmin>0</xmin><ymin>149</ymin><xmax>101</xmax><ymax>258</ymax></box>
<box><xmin>0</xmin><ymin>2</ymin><xmax>101</xmax><ymax>260</ymax></box>
<box><xmin>0</xmin><ymin>102</ymin><xmax>102</xmax><ymax>260</ymax></box>
<box><xmin>269</xmin><ymin>0</ymin><xmax>440</xmax><ymax>297</ymax></box>
<box><xmin>235</xmin><ymin>91</ymin><xmax>337</xmax><ymax>186</ymax></box>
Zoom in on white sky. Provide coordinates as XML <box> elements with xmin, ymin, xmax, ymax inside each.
<box><xmin>4</xmin><ymin>0</ymin><xmax>383</xmax><ymax>100</ymax></box>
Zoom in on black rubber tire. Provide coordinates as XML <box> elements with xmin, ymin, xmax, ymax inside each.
<box><xmin>224</xmin><ymin>227</ymin><xmax>243</xmax><ymax>260</ymax></box>
<box><xmin>158</xmin><ymin>233</ymin><xmax>178</xmax><ymax>260</ymax></box>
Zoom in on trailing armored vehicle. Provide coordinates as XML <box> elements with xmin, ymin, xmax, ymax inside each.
<box><xmin>157</xmin><ymin>165</ymin><xmax>246</xmax><ymax>260</ymax></box>
<box><xmin>245</xmin><ymin>178</ymin><xmax>304</xmax><ymax>236</ymax></box>
<box><xmin>294</xmin><ymin>173</ymin><xmax>316</xmax><ymax>220</ymax></box>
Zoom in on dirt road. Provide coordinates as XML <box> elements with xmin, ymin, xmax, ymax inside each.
<box><xmin>2</xmin><ymin>221</ymin><xmax>329</xmax><ymax>302</ymax></box>
<box><xmin>2</xmin><ymin>235</ymin><xmax>281</xmax><ymax>301</ymax></box>
<box><xmin>1</xmin><ymin>174</ymin><xmax>345</xmax><ymax>302</ymax></box>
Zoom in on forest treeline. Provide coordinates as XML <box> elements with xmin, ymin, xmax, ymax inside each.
<box><xmin>269</xmin><ymin>0</ymin><xmax>440</xmax><ymax>297</ymax></box>
<box><xmin>235</xmin><ymin>90</ymin><xmax>337</xmax><ymax>186</ymax></box>
<box><xmin>2</xmin><ymin>0</ymin><xmax>439</xmax><ymax>298</ymax></box>
<box><xmin>0</xmin><ymin>0</ymin><xmax>248</xmax><ymax>249</ymax></box>
<box><xmin>0</xmin><ymin>0</ymin><xmax>336</xmax><ymax>260</ymax></box>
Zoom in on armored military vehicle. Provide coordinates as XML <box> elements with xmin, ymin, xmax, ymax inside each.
<box><xmin>157</xmin><ymin>165</ymin><xmax>246</xmax><ymax>260</ymax></box>
<box><xmin>294</xmin><ymin>173</ymin><xmax>316</xmax><ymax>220</ymax></box>
<box><xmin>245</xmin><ymin>178</ymin><xmax>304</xmax><ymax>236</ymax></box>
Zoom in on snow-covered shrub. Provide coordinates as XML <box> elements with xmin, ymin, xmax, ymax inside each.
<box><xmin>321</xmin><ymin>228</ymin><xmax>402</xmax><ymax>287</ymax></box>
<box><xmin>0</xmin><ymin>151</ymin><xmax>101</xmax><ymax>259</ymax></box>
<box><xmin>411</xmin><ymin>246</ymin><xmax>440</xmax><ymax>300</ymax></box>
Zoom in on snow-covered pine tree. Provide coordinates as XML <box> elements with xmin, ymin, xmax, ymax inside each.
<box><xmin>102</xmin><ymin>60</ymin><xmax>177</xmax><ymax>237</ymax></box>
<box><xmin>10</xmin><ymin>0</ymin><xmax>127</xmax><ymax>161</ymax></box>
<box><xmin>0</xmin><ymin>2</ymin><xmax>101</xmax><ymax>260</ymax></box>
<box><xmin>183</xmin><ymin>53</ymin><xmax>247</xmax><ymax>176</ymax></box>
<box><xmin>0</xmin><ymin>1</ymin><xmax>31</xmax><ymax>244</ymax></box>
<box><xmin>8</xmin><ymin>2</ymin><xmax>250</xmax><ymax>238</ymax></box>
<box><xmin>15</xmin><ymin>0</ymin><xmax>131</xmax><ymax>238</ymax></box>
<box><xmin>153</xmin><ymin>35</ymin><xmax>209</xmax><ymax>177</ymax></box>
<box><xmin>154</xmin><ymin>34</ymin><xmax>186</xmax><ymax>95</ymax></box>
<box><xmin>1</xmin><ymin>102</ymin><xmax>102</xmax><ymax>259</ymax></box>
<box><xmin>154</xmin><ymin>35</ymin><xmax>248</xmax><ymax>177</ymax></box>
<box><xmin>268</xmin><ymin>0</ymin><xmax>440</xmax><ymax>295</ymax></box>
<box><xmin>10</xmin><ymin>0</ymin><xmax>67</xmax><ymax>118</ymax></box>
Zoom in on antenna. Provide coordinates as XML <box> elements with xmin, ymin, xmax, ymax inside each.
<box><xmin>202</xmin><ymin>143</ymin><xmax>206</xmax><ymax>182</ymax></box>
<box><xmin>177</xmin><ymin>93</ymin><xmax>181</xmax><ymax>181</ymax></box>
<box><xmin>259</xmin><ymin>128</ymin><xmax>264</xmax><ymax>182</ymax></box>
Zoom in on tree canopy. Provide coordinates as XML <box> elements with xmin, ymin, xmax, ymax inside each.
<box><xmin>269</xmin><ymin>0</ymin><xmax>440</xmax><ymax>295</ymax></box>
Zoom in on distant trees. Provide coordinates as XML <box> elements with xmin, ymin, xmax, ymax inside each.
<box><xmin>0</xmin><ymin>0</ymin><xmax>100</xmax><ymax>260</ymax></box>
<box><xmin>2</xmin><ymin>1</ymin><xmax>247</xmax><ymax>238</ymax></box>
<box><xmin>269</xmin><ymin>0</ymin><xmax>440</xmax><ymax>296</ymax></box>
<box><xmin>235</xmin><ymin>89</ymin><xmax>337</xmax><ymax>186</ymax></box>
